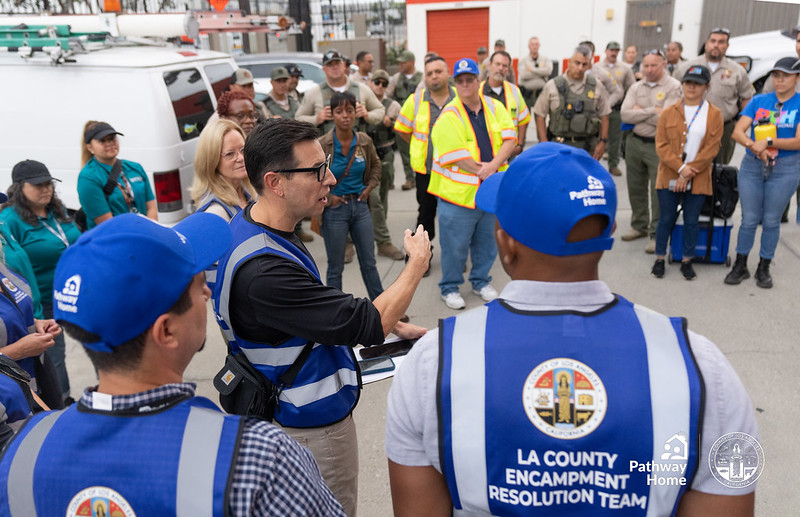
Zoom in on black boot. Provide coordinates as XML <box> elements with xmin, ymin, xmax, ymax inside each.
<box><xmin>755</xmin><ymin>258</ymin><xmax>773</xmax><ymax>289</ymax></box>
<box><xmin>724</xmin><ymin>254</ymin><xmax>750</xmax><ymax>285</ymax></box>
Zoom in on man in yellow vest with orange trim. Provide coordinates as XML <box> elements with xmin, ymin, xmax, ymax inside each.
<box><xmin>481</xmin><ymin>50</ymin><xmax>531</xmax><ymax>158</ymax></box>
<box><xmin>394</xmin><ymin>56</ymin><xmax>456</xmax><ymax>275</ymax></box>
<box><xmin>430</xmin><ymin>58</ymin><xmax>516</xmax><ymax>310</ymax></box>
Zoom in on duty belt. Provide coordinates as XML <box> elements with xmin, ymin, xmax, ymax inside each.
<box><xmin>553</xmin><ymin>136</ymin><xmax>590</xmax><ymax>143</ymax></box>
<box><xmin>632</xmin><ymin>134</ymin><xmax>656</xmax><ymax>144</ymax></box>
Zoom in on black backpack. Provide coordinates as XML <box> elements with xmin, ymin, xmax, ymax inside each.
<box><xmin>701</xmin><ymin>163</ymin><xmax>738</xmax><ymax>220</ymax></box>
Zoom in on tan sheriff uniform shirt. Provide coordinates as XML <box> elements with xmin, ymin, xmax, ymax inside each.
<box><xmin>295</xmin><ymin>78</ymin><xmax>385</xmax><ymax>126</ymax></box>
<box><xmin>673</xmin><ymin>56</ymin><xmax>754</xmax><ymax>121</ymax></box>
<box><xmin>518</xmin><ymin>54</ymin><xmax>553</xmax><ymax>92</ymax></box>
<box><xmin>592</xmin><ymin>59</ymin><xmax>636</xmax><ymax>107</ymax></box>
<box><xmin>621</xmin><ymin>73</ymin><xmax>683</xmax><ymax>138</ymax></box>
<box><xmin>533</xmin><ymin>73</ymin><xmax>612</xmax><ymax>119</ymax></box>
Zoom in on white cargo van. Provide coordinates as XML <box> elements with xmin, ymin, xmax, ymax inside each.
<box><xmin>0</xmin><ymin>40</ymin><xmax>237</xmax><ymax>224</ymax></box>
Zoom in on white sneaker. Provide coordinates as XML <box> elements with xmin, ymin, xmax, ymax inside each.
<box><xmin>472</xmin><ymin>285</ymin><xmax>498</xmax><ymax>302</ymax></box>
<box><xmin>441</xmin><ymin>292</ymin><xmax>466</xmax><ymax>310</ymax></box>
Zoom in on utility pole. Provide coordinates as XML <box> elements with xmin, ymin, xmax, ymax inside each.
<box><xmin>289</xmin><ymin>0</ymin><xmax>312</xmax><ymax>51</ymax></box>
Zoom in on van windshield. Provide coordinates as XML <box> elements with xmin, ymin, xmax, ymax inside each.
<box><xmin>163</xmin><ymin>68</ymin><xmax>214</xmax><ymax>141</ymax></box>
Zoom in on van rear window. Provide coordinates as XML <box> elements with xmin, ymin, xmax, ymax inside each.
<box><xmin>163</xmin><ymin>68</ymin><xmax>215</xmax><ymax>141</ymax></box>
<box><xmin>205</xmin><ymin>63</ymin><xmax>235</xmax><ymax>103</ymax></box>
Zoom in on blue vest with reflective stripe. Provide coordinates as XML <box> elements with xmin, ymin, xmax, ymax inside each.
<box><xmin>213</xmin><ymin>211</ymin><xmax>359</xmax><ymax>428</ymax></box>
<box><xmin>439</xmin><ymin>296</ymin><xmax>703</xmax><ymax>516</ymax></box>
<box><xmin>0</xmin><ymin>373</ymin><xmax>31</xmax><ymax>429</ymax></box>
<box><xmin>196</xmin><ymin>191</ymin><xmax>249</xmax><ymax>293</ymax></box>
<box><xmin>0</xmin><ymin>265</ymin><xmax>36</xmax><ymax>378</ymax></box>
<box><xmin>0</xmin><ymin>396</ymin><xmax>240</xmax><ymax>516</ymax></box>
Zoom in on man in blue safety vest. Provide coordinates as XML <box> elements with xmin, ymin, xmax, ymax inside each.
<box><xmin>0</xmin><ymin>213</ymin><xmax>344</xmax><ymax>516</ymax></box>
<box><xmin>385</xmin><ymin>143</ymin><xmax>758</xmax><ymax>516</ymax></box>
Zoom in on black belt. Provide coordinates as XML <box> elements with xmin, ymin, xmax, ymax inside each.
<box><xmin>339</xmin><ymin>193</ymin><xmax>361</xmax><ymax>200</ymax></box>
<box><xmin>632</xmin><ymin>134</ymin><xmax>655</xmax><ymax>144</ymax></box>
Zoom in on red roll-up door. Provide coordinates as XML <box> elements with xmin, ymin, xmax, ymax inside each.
<box><xmin>426</xmin><ymin>8</ymin><xmax>489</xmax><ymax>72</ymax></box>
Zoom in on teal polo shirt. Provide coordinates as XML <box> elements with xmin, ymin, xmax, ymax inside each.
<box><xmin>77</xmin><ymin>157</ymin><xmax>155</xmax><ymax>229</ymax></box>
<box><xmin>0</xmin><ymin>225</ymin><xmax>43</xmax><ymax>319</ymax></box>
<box><xmin>331</xmin><ymin>130</ymin><xmax>367</xmax><ymax>196</ymax></box>
<box><xmin>0</xmin><ymin>208</ymin><xmax>81</xmax><ymax>305</ymax></box>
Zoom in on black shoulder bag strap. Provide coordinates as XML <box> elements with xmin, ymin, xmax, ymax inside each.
<box><xmin>277</xmin><ymin>341</ymin><xmax>315</xmax><ymax>389</ymax></box>
<box><xmin>102</xmin><ymin>159</ymin><xmax>124</xmax><ymax>197</ymax></box>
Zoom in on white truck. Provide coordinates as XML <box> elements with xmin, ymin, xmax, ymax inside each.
<box><xmin>727</xmin><ymin>28</ymin><xmax>797</xmax><ymax>93</ymax></box>
<box><xmin>0</xmin><ymin>17</ymin><xmax>238</xmax><ymax>225</ymax></box>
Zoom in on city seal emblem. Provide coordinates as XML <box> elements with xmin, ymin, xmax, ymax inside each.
<box><xmin>708</xmin><ymin>432</ymin><xmax>764</xmax><ymax>488</ymax></box>
<box><xmin>522</xmin><ymin>358</ymin><xmax>607</xmax><ymax>439</ymax></box>
<box><xmin>66</xmin><ymin>486</ymin><xmax>136</xmax><ymax>517</ymax></box>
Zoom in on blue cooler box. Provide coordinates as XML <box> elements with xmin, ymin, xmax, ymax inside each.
<box><xmin>670</xmin><ymin>213</ymin><xmax>732</xmax><ymax>265</ymax></box>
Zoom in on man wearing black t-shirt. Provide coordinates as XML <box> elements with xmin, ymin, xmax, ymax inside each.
<box><xmin>213</xmin><ymin>119</ymin><xmax>430</xmax><ymax>516</ymax></box>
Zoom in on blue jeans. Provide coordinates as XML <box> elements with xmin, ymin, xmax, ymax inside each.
<box><xmin>437</xmin><ymin>199</ymin><xmax>497</xmax><ymax>295</ymax></box>
<box><xmin>736</xmin><ymin>153</ymin><xmax>800</xmax><ymax>259</ymax></box>
<box><xmin>322</xmin><ymin>198</ymin><xmax>384</xmax><ymax>300</ymax></box>
<box><xmin>655</xmin><ymin>188</ymin><xmax>707</xmax><ymax>259</ymax></box>
<box><xmin>42</xmin><ymin>301</ymin><xmax>70</xmax><ymax>398</ymax></box>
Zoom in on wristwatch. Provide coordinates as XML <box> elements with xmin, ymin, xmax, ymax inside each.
<box><xmin>767</xmin><ymin>137</ymin><xmax>774</xmax><ymax>147</ymax></box>
<box><xmin>599</xmin><ymin>137</ymin><xmax>608</xmax><ymax>143</ymax></box>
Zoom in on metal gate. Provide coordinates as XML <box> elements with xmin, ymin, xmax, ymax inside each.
<box><xmin>624</xmin><ymin>0</ymin><xmax>675</xmax><ymax>55</ymax></box>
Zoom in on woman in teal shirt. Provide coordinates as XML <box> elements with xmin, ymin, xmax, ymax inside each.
<box><xmin>2</xmin><ymin>160</ymin><xmax>81</xmax><ymax>402</ymax></box>
<box><xmin>78</xmin><ymin>121</ymin><xmax>157</xmax><ymax>229</ymax></box>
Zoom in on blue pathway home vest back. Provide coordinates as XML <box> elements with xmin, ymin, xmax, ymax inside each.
<box><xmin>0</xmin><ymin>396</ymin><xmax>240</xmax><ymax>516</ymax></box>
<box><xmin>439</xmin><ymin>296</ymin><xmax>704</xmax><ymax>516</ymax></box>
<box><xmin>213</xmin><ymin>210</ymin><xmax>359</xmax><ymax>428</ymax></box>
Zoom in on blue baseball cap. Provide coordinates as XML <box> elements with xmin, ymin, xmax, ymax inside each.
<box><xmin>475</xmin><ymin>143</ymin><xmax>617</xmax><ymax>256</ymax></box>
<box><xmin>53</xmin><ymin>213</ymin><xmax>232</xmax><ymax>352</ymax></box>
<box><xmin>453</xmin><ymin>58</ymin><xmax>480</xmax><ymax>77</ymax></box>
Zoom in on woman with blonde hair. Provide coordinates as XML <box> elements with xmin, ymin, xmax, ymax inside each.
<box><xmin>78</xmin><ymin>121</ymin><xmax>157</xmax><ymax>229</ymax></box>
<box><xmin>190</xmin><ymin>119</ymin><xmax>256</xmax><ymax>221</ymax></box>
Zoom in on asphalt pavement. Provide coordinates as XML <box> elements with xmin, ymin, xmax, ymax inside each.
<box><xmin>64</xmin><ymin>142</ymin><xmax>799</xmax><ymax>516</ymax></box>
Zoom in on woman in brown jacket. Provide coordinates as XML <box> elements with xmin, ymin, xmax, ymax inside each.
<box><xmin>652</xmin><ymin>65</ymin><xmax>723</xmax><ymax>280</ymax></box>
<box><xmin>318</xmin><ymin>91</ymin><xmax>384</xmax><ymax>299</ymax></box>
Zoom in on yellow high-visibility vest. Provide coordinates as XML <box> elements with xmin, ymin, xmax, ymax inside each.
<box><xmin>394</xmin><ymin>87</ymin><xmax>457</xmax><ymax>175</ymax></box>
<box><xmin>479</xmin><ymin>80</ymin><xmax>531</xmax><ymax>129</ymax></box>
<box><xmin>429</xmin><ymin>96</ymin><xmax>516</xmax><ymax>208</ymax></box>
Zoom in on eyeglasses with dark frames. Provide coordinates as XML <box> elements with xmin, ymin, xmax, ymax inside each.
<box><xmin>275</xmin><ymin>154</ymin><xmax>332</xmax><ymax>182</ymax></box>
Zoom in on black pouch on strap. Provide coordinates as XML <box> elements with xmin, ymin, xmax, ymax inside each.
<box><xmin>213</xmin><ymin>353</ymin><xmax>278</xmax><ymax>421</ymax></box>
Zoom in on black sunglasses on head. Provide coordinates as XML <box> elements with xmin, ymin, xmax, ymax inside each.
<box><xmin>644</xmin><ymin>49</ymin><xmax>665</xmax><ymax>58</ymax></box>
<box><xmin>710</xmin><ymin>27</ymin><xmax>731</xmax><ymax>36</ymax></box>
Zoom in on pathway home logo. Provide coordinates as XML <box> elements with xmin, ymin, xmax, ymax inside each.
<box><xmin>629</xmin><ymin>433</ymin><xmax>690</xmax><ymax>487</ymax></box>
<box><xmin>709</xmin><ymin>432</ymin><xmax>764</xmax><ymax>488</ymax></box>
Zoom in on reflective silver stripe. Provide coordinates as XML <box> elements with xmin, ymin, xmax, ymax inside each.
<box><xmin>241</xmin><ymin>342</ymin><xmax>321</xmax><ymax>367</ymax></box>
<box><xmin>438</xmin><ymin>149</ymin><xmax>472</xmax><ymax>164</ymax></box>
<box><xmin>396</xmin><ymin>113</ymin><xmax>413</xmax><ymax>129</ymax></box>
<box><xmin>483</xmin><ymin>96</ymin><xmax>496</xmax><ymax>116</ymax></box>
<box><xmin>449</xmin><ymin>307</ymin><xmax>489</xmax><ymax>513</ymax></box>
<box><xmin>413</xmin><ymin>89</ymin><xmax>423</xmax><ymax>119</ymax></box>
<box><xmin>218</xmin><ymin>232</ymin><xmax>301</xmax><ymax>330</ymax></box>
<box><xmin>634</xmin><ymin>305</ymin><xmax>691</xmax><ymax>517</ymax></box>
<box><xmin>501</xmin><ymin>129</ymin><xmax>518</xmax><ymax>140</ymax></box>
<box><xmin>412</xmin><ymin>131</ymin><xmax>428</xmax><ymax>142</ymax></box>
<box><xmin>8</xmin><ymin>411</ymin><xmax>64</xmax><ymax>516</ymax></box>
<box><xmin>438</xmin><ymin>167</ymin><xmax>480</xmax><ymax>185</ymax></box>
<box><xmin>176</xmin><ymin>407</ymin><xmax>225</xmax><ymax>517</ymax></box>
<box><xmin>0</xmin><ymin>318</ymin><xmax>7</xmax><ymax>352</ymax></box>
<box><xmin>279</xmin><ymin>368</ymin><xmax>358</xmax><ymax>407</ymax></box>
